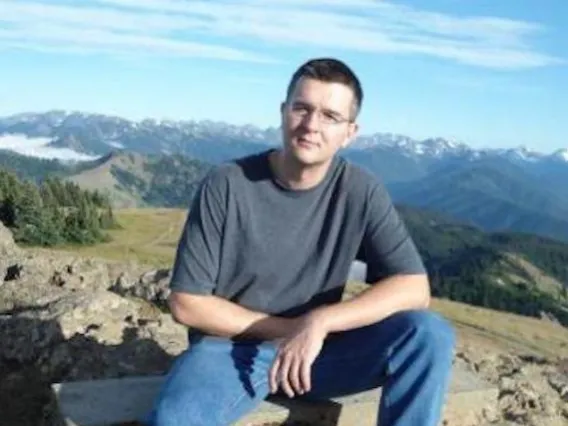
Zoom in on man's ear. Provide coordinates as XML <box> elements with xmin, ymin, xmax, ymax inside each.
<box><xmin>342</xmin><ymin>122</ymin><xmax>359</xmax><ymax>148</ymax></box>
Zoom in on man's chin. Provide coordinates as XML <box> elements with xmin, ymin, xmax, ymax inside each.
<box><xmin>282</xmin><ymin>144</ymin><xmax>327</xmax><ymax>167</ymax></box>
<box><xmin>290</xmin><ymin>150</ymin><xmax>320</xmax><ymax>165</ymax></box>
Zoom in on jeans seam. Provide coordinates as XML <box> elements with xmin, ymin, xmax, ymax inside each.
<box><xmin>381</xmin><ymin>345</ymin><xmax>393</xmax><ymax>426</ymax></box>
<box><xmin>219</xmin><ymin>377</ymin><xmax>268</xmax><ymax>425</ymax></box>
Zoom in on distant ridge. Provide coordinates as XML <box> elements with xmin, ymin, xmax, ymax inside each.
<box><xmin>66</xmin><ymin>151</ymin><xmax>211</xmax><ymax>208</ymax></box>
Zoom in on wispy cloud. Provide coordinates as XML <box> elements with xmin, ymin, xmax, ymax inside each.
<box><xmin>0</xmin><ymin>0</ymin><xmax>563</xmax><ymax>69</ymax></box>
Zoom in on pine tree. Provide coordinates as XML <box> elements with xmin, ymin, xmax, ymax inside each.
<box><xmin>13</xmin><ymin>181</ymin><xmax>46</xmax><ymax>245</ymax></box>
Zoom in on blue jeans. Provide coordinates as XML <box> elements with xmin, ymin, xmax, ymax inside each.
<box><xmin>144</xmin><ymin>309</ymin><xmax>455</xmax><ymax>425</ymax></box>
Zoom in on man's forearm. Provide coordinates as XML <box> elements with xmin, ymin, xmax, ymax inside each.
<box><xmin>168</xmin><ymin>292</ymin><xmax>297</xmax><ymax>340</ymax></box>
<box><xmin>169</xmin><ymin>274</ymin><xmax>430</xmax><ymax>340</ymax></box>
<box><xmin>312</xmin><ymin>274</ymin><xmax>431</xmax><ymax>335</ymax></box>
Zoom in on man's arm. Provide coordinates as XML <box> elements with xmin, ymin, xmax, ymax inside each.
<box><xmin>309</xmin><ymin>272</ymin><xmax>430</xmax><ymax>335</ymax></box>
<box><xmin>168</xmin><ymin>271</ymin><xmax>429</xmax><ymax>341</ymax></box>
<box><xmin>168</xmin><ymin>291</ymin><xmax>299</xmax><ymax>341</ymax></box>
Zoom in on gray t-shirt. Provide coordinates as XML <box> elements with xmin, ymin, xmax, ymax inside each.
<box><xmin>169</xmin><ymin>148</ymin><xmax>426</xmax><ymax>318</ymax></box>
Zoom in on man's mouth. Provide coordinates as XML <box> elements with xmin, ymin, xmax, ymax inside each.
<box><xmin>298</xmin><ymin>138</ymin><xmax>317</xmax><ymax>148</ymax></box>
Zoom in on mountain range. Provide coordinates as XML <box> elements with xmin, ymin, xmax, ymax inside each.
<box><xmin>1</xmin><ymin>110</ymin><xmax>567</xmax><ymax>243</ymax></box>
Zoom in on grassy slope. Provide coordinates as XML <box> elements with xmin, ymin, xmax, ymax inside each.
<box><xmin>44</xmin><ymin>208</ymin><xmax>568</xmax><ymax>360</ymax></box>
<box><xmin>66</xmin><ymin>153</ymin><xmax>147</xmax><ymax>208</ymax></box>
<box><xmin>44</xmin><ymin>208</ymin><xmax>188</xmax><ymax>267</ymax></box>
<box><xmin>346</xmin><ymin>281</ymin><xmax>568</xmax><ymax>359</ymax></box>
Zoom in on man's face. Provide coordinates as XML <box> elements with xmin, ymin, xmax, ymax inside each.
<box><xmin>280</xmin><ymin>77</ymin><xmax>359</xmax><ymax>167</ymax></box>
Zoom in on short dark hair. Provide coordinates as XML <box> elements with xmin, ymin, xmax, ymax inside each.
<box><xmin>285</xmin><ymin>57</ymin><xmax>363</xmax><ymax>120</ymax></box>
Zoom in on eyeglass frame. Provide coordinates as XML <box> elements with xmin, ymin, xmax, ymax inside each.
<box><xmin>285</xmin><ymin>100</ymin><xmax>354</xmax><ymax>127</ymax></box>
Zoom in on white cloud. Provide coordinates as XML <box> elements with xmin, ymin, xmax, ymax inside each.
<box><xmin>0</xmin><ymin>134</ymin><xmax>101</xmax><ymax>161</ymax></box>
<box><xmin>0</xmin><ymin>0</ymin><xmax>562</xmax><ymax>69</ymax></box>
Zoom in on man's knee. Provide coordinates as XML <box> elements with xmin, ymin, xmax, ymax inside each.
<box><xmin>366</xmin><ymin>309</ymin><xmax>455</xmax><ymax>357</ymax></box>
<box><xmin>393</xmin><ymin>309</ymin><xmax>456</xmax><ymax>356</ymax></box>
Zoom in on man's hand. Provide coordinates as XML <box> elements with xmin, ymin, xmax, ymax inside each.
<box><xmin>268</xmin><ymin>312</ymin><xmax>329</xmax><ymax>398</ymax></box>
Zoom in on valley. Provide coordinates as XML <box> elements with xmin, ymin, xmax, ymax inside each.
<box><xmin>2</xmin><ymin>110</ymin><xmax>568</xmax><ymax>244</ymax></box>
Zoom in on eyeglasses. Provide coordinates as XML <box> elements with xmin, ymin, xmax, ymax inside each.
<box><xmin>287</xmin><ymin>102</ymin><xmax>352</xmax><ymax>126</ymax></box>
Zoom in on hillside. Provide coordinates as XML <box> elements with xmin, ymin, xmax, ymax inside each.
<box><xmin>66</xmin><ymin>151</ymin><xmax>212</xmax><ymax>208</ymax></box>
<box><xmin>390</xmin><ymin>161</ymin><xmax>568</xmax><ymax>243</ymax></box>
<box><xmin>387</xmin><ymin>205</ymin><xmax>568</xmax><ymax>325</ymax></box>
<box><xmin>0</xmin><ymin>149</ymin><xmax>78</xmax><ymax>182</ymax></box>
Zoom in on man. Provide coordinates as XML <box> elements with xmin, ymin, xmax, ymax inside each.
<box><xmin>146</xmin><ymin>57</ymin><xmax>455</xmax><ymax>426</ymax></box>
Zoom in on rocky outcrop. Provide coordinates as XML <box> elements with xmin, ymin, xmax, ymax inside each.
<box><xmin>109</xmin><ymin>268</ymin><xmax>171</xmax><ymax>310</ymax></box>
<box><xmin>457</xmin><ymin>347</ymin><xmax>568</xmax><ymax>425</ymax></box>
<box><xmin>0</xmin><ymin>224</ymin><xmax>187</xmax><ymax>426</ymax></box>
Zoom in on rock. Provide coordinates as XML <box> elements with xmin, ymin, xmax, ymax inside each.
<box><xmin>0</xmin><ymin>220</ymin><xmax>19</xmax><ymax>256</ymax></box>
<box><xmin>0</xmin><ymin>239</ymin><xmax>191</xmax><ymax>426</ymax></box>
<box><xmin>45</xmin><ymin>290</ymin><xmax>142</xmax><ymax>344</ymax></box>
<box><xmin>110</xmin><ymin>268</ymin><xmax>171</xmax><ymax>309</ymax></box>
<box><xmin>498</xmin><ymin>379</ymin><xmax>548</xmax><ymax>423</ymax></box>
<box><xmin>3</xmin><ymin>263</ymin><xmax>23</xmax><ymax>282</ymax></box>
<box><xmin>0</xmin><ymin>255</ymin><xmax>114</xmax><ymax>313</ymax></box>
<box><xmin>518</xmin><ymin>353</ymin><xmax>551</xmax><ymax>366</ymax></box>
<box><xmin>496</xmin><ymin>354</ymin><xmax>523</xmax><ymax>378</ymax></box>
<box><xmin>558</xmin><ymin>358</ymin><xmax>568</xmax><ymax>375</ymax></box>
<box><xmin>0</xmin><ymin>288</ymin><xmax>187</xmax><ymax>374</ymax></box>
<box><xmin>548</xmin><ymin>372</ymin><xmax>568</xmax><ymax>401</ymax></box>
<box><xmin>49</xmin><ymin>270</ymin><xmax>66</xmax><ymax>287</ymax></box>
<box><xmin>53</xmin><ymin>258</ymin><xmax>111</xmax><ymax>293</ymax></box>
<box><xmin>562</xmin><ymin>403</ymin><xmax>568</xmax><ymax>419</ymax></box>
<box><xmin>481</xmin><ymin>405</ymin><xmax>500</xmax><ymax>423</ymax></box>
<box><xmin>454</xmin><ymin>346</ymin><xmax>568</xmax><ymax>425</ymax></box>
<box><xmin>0</xmin><ymin>314</ymin><xmax>63</xmax><ymax>364</ymax></box>
<box><xmin>0</xmin><ymin>276</ymin><xmax>69</xmax><ymax>313</ymax></box>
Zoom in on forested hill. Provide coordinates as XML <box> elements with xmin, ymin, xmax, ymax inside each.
<box><xmin>0</xmin><ymin>150</ymin><xmax>213</xmax><ymax>209</ymax></box>
<box><xmin>66</xmin><ymin>151</ymin><xmax>212</xmax><ymax>208</ymax></box>
<box><xmin>398</xmin><ymin>205</ymin><xmax>568</xmax><ymax>326</ymax></box>
<box><xmin>0</xmin><ymin>168</ymin><xmax>117</xmax><ymax>246</ymax></box>
<box><xmin>0</xmin><ymin>149</ymin><xmax>72</xmax><ymax>182</ymax></box>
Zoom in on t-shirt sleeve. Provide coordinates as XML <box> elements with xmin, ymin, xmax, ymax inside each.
<box><xmin>169</xmin><ymin>172</ymin><xmax>226</xmax><ymax>295</ymax></box>
<box><xmin>357</xmin><ymin>182</ymin><xmax>427</xmax><ymax>283</ymax></box>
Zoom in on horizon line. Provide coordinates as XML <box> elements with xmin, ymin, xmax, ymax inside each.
<box><xmin>0</xmin><ymin>109</ymin><xmax>566</xmax><ymax>156</ymax></box>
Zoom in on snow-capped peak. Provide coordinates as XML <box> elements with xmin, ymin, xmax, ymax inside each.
<box><xmin>496</xmin><ymin>146</ymin><xmax>544</xmax><ymax>162</ymax></box>
<box><xmin>552</xmin><ymin>148</ymin><xmax>568</xmax><ymax>162</ymax></box>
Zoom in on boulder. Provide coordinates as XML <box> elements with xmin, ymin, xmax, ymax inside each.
<box><xmin>0</xmin><ymin>220</ymin><xmax>19</xmax><ymax>256</ymax></box>
<box><xmin>110</xmin><ymin>268</ymin><xmax>171</xmax><ymax>310</ymax></box>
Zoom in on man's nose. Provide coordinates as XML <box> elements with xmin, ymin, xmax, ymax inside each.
<box><xmin>301</xmin><ymin>111</ymin><xmax>321</xmax><ymax>131</ymax></box>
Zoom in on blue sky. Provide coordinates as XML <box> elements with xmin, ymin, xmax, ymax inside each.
<box><xmin>0</xmin><ymin>0</ymin><xmax>566</xmax><ymax>153</ymax></box>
